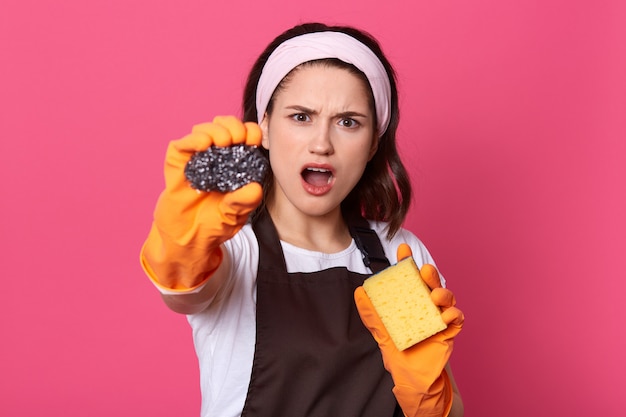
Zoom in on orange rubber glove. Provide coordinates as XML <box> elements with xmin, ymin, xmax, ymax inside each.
<box><xmin>354</xmin><ymin>244</ymin><xmax>464</xmax><ymax>417</ymax></box>
<box><xmin>140</xmin><ymin>116</ymin><xmax>263</xmax><ymax>291</ymax></box>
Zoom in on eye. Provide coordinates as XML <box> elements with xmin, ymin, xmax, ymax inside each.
<box><xmin>339</xmin><ymin>118</ymin><xmax>359</xmax><ymax>128</ymax></box>
<box><xmin>290</xmin><ymin>113</ymin><xmax>311</xmax><ymax>123</ymax></box>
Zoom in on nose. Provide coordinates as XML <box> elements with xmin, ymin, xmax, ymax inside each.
<box><xmin>308</xmin><ymin>124</ymin><xmax>334</xmax><ymax>155</ymax></box>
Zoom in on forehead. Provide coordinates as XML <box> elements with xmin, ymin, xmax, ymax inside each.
<box><xmin>273</xmin><ymin>63</ymin><xmax>374</xmax><ymax>108</ymax></box>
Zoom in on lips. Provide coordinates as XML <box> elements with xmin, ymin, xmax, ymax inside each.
<box><xmin>301</xmin><ymin>165</ymin><xmax>335</xmax><ymax>195</ymax></box>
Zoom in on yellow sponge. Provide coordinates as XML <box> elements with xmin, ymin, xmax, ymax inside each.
<box><xmin>363</xmin><ymin>257</ymin><xmax>447</xmax><ymax>350</ymax></box>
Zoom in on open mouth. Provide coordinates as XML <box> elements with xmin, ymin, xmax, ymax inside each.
<box><xmin>301</xmin><ymin>167</ymin><xmax>333</xmax><ymax>186</ymax></box>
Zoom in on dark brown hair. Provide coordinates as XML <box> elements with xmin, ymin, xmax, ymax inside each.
<box><xmin>242</xmin><ymin>22</ymin><xmax>411</xmax><ymax>239</ymax></box>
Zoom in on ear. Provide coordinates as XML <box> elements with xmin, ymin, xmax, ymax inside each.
<box><xmin>260</xmin><ymin>115</ymin><xmax>270</xmax><ymax>150</ymax></box>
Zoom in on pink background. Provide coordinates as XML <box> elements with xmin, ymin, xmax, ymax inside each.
<box><xmin>1</xmin><ymin>0</ymin><xmax>624</xmax><ymax>416</ymax></box>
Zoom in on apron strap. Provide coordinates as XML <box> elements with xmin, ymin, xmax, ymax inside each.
<box><xmin>349</xmin><ymin>216</ymin><xmax>404</xmax><ymax>417</ymax></box>
<box><xmin>348</xmin><ymin>215</ymin><xmax>390</xmax><ymax>273</ymax></box>
<box><xmin>251</xmin><ymin>207</ymin><xmax>288</xmax><ymax>272</ymax></box>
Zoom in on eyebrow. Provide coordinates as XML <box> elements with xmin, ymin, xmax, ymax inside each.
<box><xmin>285</xmin><ymin>105</ymin><xmax>369</xmax><ymax>119</ymax></box>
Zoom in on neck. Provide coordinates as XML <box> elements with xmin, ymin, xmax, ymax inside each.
<box><xmin>267</xmin><ymin>204</ymin><xmax>352</xmax><ymax>253</ymax></box>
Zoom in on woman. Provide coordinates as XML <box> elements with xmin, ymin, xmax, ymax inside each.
<box><xmin>141</xmin><ymin>22</ymin><xmax>464</xmax><ymax>417</ymax></box>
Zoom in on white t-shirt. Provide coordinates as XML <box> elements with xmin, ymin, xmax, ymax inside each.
<box><xmin>162</xmin><ymin>221</ymin><xmax>442</xmax><ymax>417</ymax></box>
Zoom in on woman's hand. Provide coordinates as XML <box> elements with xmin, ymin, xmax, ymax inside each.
<box><xmin>354</xmin><ymin>244</ymin><xmax>464</xmax><ymax>417</ymax></box>
<box><xmin>141</xmin><ymin>116</ymin><xmax>263</xmax><ymax>291</ymax></box>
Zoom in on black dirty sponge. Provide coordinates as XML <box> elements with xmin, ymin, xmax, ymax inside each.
<box><xmin>184</xmin><ymin>145</ymin><xmax>269</xmax><ymax>192</ymax></box>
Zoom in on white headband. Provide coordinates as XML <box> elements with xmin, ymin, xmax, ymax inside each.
<box><xmin>256</xmin><ymin>31</ymin><xmax>392</xmax><ymax>137</ymax></box>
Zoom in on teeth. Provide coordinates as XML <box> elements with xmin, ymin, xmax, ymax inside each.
<box><xmin>303</xmin><ymin>167</ymin><xmax>333</xmax><ymax>185</ymax></box>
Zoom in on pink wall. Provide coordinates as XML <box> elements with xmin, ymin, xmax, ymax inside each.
<box><xmin>1</xmin><ymin>1</ymin><xmax>624</xmax><ymax>416</ymax></box>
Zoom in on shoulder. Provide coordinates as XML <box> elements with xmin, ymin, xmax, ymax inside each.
<box><xmin>204</xmin><ymin>223</ymin><xmax>260</xmax><ymax>303</ymax></box>
<box><xmin>222</xmin><ymin>223</ymin><xmax>260</xmax><ymax>276</ymax></box>
<box><xmin>366</xmin><ymin>221</ymin><xmax>430</xmax><ymax>263</ymax></box>
<box><xmin>224</xmin><ymin>223</ymin><xmax>259</xmax><ymax>253</ymax></box>
<box><xmin>367</xmin><ymin>220</ymin><xmax>445</xmax><ymax>285</ymax></box>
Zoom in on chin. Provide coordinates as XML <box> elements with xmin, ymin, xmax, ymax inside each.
<box><xmin>295</xmin><ymin>198</ymin><xmax>344</xmax><ymax>219</ymax></box>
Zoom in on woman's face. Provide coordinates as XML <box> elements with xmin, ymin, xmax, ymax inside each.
<box><xmin>260</xmin><ymin>63</ymin><xmax>377</xmax><ymax>220</ymax></box>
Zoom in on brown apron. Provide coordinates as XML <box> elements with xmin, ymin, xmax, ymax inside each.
<box><xmin>241</xmin><ymin>209</ymin><xmax>403</xmax><ymax>417</ymax></box>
